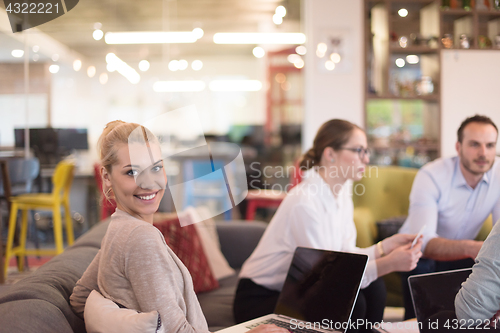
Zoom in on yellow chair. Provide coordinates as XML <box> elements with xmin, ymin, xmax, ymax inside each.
<box><xmin>4</xmin><ymin>161</ymin><xmax>75</xmax><ymax>277</ymax></box>
<box><xmin>352</xmin><ymin>166</ymin><xmax>418</xmax><ymax>248</ymax></box>
<box><xmin>352</xmin><ymin>165</ymin><xmax>493</xmax><ymax>307</ymax></box>
<box><xmin>352</xmin><ymin>166</ymin><xmax>493</xmax><ymax>247</ymax></box>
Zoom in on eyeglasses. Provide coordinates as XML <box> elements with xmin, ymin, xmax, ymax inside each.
<box><xmin>339</xmin><ymin>147</ymin><xmax>371</xmax><ymax>159</ymax></box>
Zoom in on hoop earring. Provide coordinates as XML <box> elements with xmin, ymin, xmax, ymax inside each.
<box><xmin>103</xmin><ymin>187</ymin><xmax>114</xmax><ymax>202</ymax></box>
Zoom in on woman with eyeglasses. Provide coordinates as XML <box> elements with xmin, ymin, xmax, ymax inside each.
<box><xmin>233</xmin><ymin>119</ymin><xmax>423</xmax><ymax>333</ymax></box>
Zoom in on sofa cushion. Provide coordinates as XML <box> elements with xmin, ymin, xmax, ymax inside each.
<box><xmin>194</xmin><ymin>218</ymin><xmax>235</xmax><ymax>280</ymax></box>
<box><xmin>197</xmin><ymin>272</ymin><xmax>239</xmax><ymax>330</ymax></box>
<box><xmin>0</xmin><ymin>299</ymin><xmax>76</xmax><ymax>333</ymax></box>
<box><xmin>0</xmin><ymin>246</ymin><xmax>98</xmax><ymax>333</ymax></box>
<box><xmin>85</xmin><ymin>290</ymin><xmax>160</xmax><ymax>333</ymax></box>
<box><xmin>154</xmin><ymin>217</ymin><xmax>219</xmax><ymax>294</ymax></box>
<box><xmin>71</xmin><ymin>220</ymin><xmax>110</xmax><ymax>249</ymax></box>
<box><xmin>216</xmin><ymin>221</ymin><xmax>267</xmax><ymax>269</ymax></box>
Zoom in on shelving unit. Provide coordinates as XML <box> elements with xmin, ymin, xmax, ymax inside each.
<box><xmin>364</xmin><ymin>0</ymin><xmax>500</xmax><ymax>167</ymax></box>
<box><xmin>265</xmin><ymin>48</ymin><xmax>304</xmax><ymax>171</ymax></box>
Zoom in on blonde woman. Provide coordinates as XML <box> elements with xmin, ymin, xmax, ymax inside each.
<box><xmin>70</xmin><ymin>121</ymin><xmax>286</xmax><ymax>333</ymax></box>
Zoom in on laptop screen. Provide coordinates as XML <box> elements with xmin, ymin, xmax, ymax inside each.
<box><xmin>274</xmin><ymin>247</ymin><xmax>368</xmax><ymax>327</ymax></box>
<box><xmin>409</xmin><ymin>268</ymin><xmax>472</xmax><ymax>323</ymax></box>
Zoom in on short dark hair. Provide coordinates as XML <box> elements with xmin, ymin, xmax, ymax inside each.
<box><xmin>457</xmin><ymin>115</ymin><xmax>498</xmax><ymax>143</ymax></box>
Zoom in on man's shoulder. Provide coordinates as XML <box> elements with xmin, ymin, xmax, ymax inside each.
<box><xmin>412</xmin><ymin>156</ymin><xmax>457</xmax><ymax>191</ymax></box>
<box><xmin>419</xmin><ymin>156</ymin><xmax>457</xmax><ymax>176</ymax></box>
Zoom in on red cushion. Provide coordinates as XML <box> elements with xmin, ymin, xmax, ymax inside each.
<box><xmin>154</xmin><ymin>217</ymin><xmax>219</xmax><ymax>294</ymax></box>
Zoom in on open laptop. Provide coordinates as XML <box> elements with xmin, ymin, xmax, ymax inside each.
<box><xmin>409</xmin><ymin>268</ymin><xmax>472</xmax><ymax>325</ymax></box>
<box><xmin>217</xmin><ymin>247</ymin><xmax>368</xmax><ymax>333</ymax></box>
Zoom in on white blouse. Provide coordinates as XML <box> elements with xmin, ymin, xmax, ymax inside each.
<box><xmin>239</xmin><ymin>168</ymin><xmax>378</xmax><ymax>291</ymax></box>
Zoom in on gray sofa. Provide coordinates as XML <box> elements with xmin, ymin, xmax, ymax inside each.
<box><xmin>0</xmin><ymin>219</ymin><xmax>267</xmax><ymax>333</ymax></box>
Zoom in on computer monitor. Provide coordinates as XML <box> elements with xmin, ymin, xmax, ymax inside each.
<box><xmin>14</xmin><ymin>128</ymin><xmax>25</xmax><ymax>148</ymax></box>
<box><xmin>57</xmin><ymin>128</ymin><xmax>89</xmax><ymax>152</ymax></box>
<box><xmin>14</xmin><ymin>128</ymin><xmax>88</xmax><ymax>150</ymax></box>
<box><xmin>14</xmin><ymin>127</ymin><xmax>88</xmax><ymax>165</ymax></box>
<box><xmin>14</xmin><ymin>128</ymin><xmax>58</xmax><ymax>150</ymax></box>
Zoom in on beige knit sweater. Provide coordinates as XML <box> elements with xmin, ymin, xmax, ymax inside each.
<box><xmin>70</xmin><ymin>209</ymin><xmax>209</xmax><ymax>333</ymax></box>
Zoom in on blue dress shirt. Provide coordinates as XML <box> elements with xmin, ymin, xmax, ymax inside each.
<box><xmin>399</xmin><ymin>156</ymin><xmax>500</xmax><ymax>251</ymax></box>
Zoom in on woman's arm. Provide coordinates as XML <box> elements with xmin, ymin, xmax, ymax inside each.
<box><xmin>125</xmin><ymin>226</ymin><xmax>209</xmax><ymax>333</ymax></box>
<box><xmin>70</xmin><ymin>250</ymin><xmax>101</xmax><ymax>318</ymax></box>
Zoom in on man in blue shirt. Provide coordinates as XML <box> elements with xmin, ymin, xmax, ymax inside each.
<box><xmin>399</xmin><ymin>114</ymin><xmax>500</xmax><ymax>319</ymax></box>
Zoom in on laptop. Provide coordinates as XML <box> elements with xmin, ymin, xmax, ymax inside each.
<box><xmin>217</xmin><ymin>247</ymin><xmax>368</xmax><ymax>333</ymax></box>
<box><xmin>409</xmin><ymin>268</ymin><xmax>472</xmax><ymax>325</ymax></box>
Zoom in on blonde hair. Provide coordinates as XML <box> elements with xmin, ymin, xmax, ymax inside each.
<box><xmin>98</xmin><ymin>120</ymin><xmax>158</xmax><ymax>173</ymax></box>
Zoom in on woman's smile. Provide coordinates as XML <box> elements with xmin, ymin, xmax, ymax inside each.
<box><xmin>134</xmin><ymin>191</ymin><xmax>160</xmax><ymax>202</ymax></box>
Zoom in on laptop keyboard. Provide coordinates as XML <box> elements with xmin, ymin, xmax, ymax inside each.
<box><xmin>246</xmin><ymin>318</ymin><xmax>322</xmax><ymax>333</ymax></box>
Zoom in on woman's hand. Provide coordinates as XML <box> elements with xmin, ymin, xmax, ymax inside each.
<box><xmin>247</xmin><ymin>324</ymin><xmax>290</xmax><ymax>333</ymax></box>
<box><xmin>385</xmin><ymin>239</ymin><xmax>423</xmax><ymax>272</ymax></box>
<box><xmin>382</xmin><ymin>233</ymin><xmax>418</xmax><ymax>255</ymax></box>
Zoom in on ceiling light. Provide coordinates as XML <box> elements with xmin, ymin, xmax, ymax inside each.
<box><xmin>209</xmin><ymin>80</ymin><xmax>262</xmax><ymax>92</ymax></box>
<box><xmin>330</xmin><ymin>53</ymin><xmax>341</xmax><ymax>63</ymax></box>
<box><xmin>325</xmin><ymin>61</ymin><xmax>335</xmax><ymax>71</ymax></box>
<box><xmin>294</xmin><ymin>59</ymin><xmax>304</xmax><ymax>69</ymax></box>
<box><xmin>275</xmin><ymin>73</ymin><xmax>286</xmax><ymax>83</ymax></box>
<box><xmin>168</xmin><ymin>60</ymin><xmax>180</xmax><ymax>71</ymax></box>
<box><xmin>192</xmin><ymin>28</ymin><xmax>204</xmax><ymax>39</ymax></box>
<box><xmin>191</xmin><ymin>60</ymin><xmax>203</xmax><ymax>71</ymax></box>
<box><xmin>107</xmin><ymin>63</ymin><xmax>116</xmax><ymax>72</ymax></box>
<box><xmin>153</xmin><ymin>80</ymin><xmax>206</xmax><ymax>92</ymax></box>
<box><xmin>253</xmin><ymin>47</ymin><xmax>265</xmax><ymax>58</ymax></box>
<box><xmin>49</xmin><ymin>65</ymin><xmax>60</xmax><ymax>74</ymax></box>
<box><xmin>296</xmin><ymin>46</ymin><xmax>307</xmax><ymax>55</ymax></box>
<box><xmin>287</xmin><ymin>54</ymin><xmax>301</xmax><ymax>64</ymax></box>
<box><xmin>406</xmin><ymin>55</ymin><xmax>420</xmax><ymax>64</ymax></box>
<box><xmin>398</xmin><ymin>8</ymin><xmax>408</xmax><ymax>17</ymax></box>
<box><xmin>178</xmin><ymin>59</ymin><xmax>188</xmax><ymax>70</ymax></box>
<box><xmin>87</xmin><ymin>66</ymin><xmax>96</xmax><ymax>78</ymax></box>
<box><xmin>11</xmin><ymin>49</ymin><xmax>24</xmax><ymax>58</ymax></box>
<box><xmin>99</xmin><ymin>73</ymin><xmax>108</xmax><ymax>84</ymax></box>
<box><xmin>93</xmin><ymin>29</ymin><xmax>104</xmax><ymax>41</ymax></box>
<box><xmin>106</xmin><ymin>53</ymin><xmax>140</xmax><ymax>84</ymax></box>
<box><xmin>275</xmin><ymin>5</ymin><xmax>286</xmax><ymax>17</ymax></box>
<box><xmin>73</xmin><ymin>59</ymin><xmax>82</xmax><ymax>71</ymax></box>
<box><xmin>33</xmin><ymin>54</ymin><xmax>39</xmax><ymax>62</ymax></box>
<box><xmin>105</xmin><ymin>31</ymin><xmax>200</xmax><ymax>44</ymax></box>
<box><xmin>273</xmin><ymin>14</ymin><xmax>283</xmax><ymax>25</ymax></box>
<box><xmin>139</xmin><ymin>60</ymin><xmax>150</xmax><ymax>71</ymax></box>
<box><xmin>32</xmin><ymin>45</ymin><xmax>39</xmax><ymax>53</ymax></box>
<box><xmin>399</xmin><ymin>36</ymin><xmax>408</xmax><ymax>48</ymax></box>
<box><xmin>94</xmin><ymin>22</ymin><xmax>102</xmax><ymax>30</ymax></box>
<box><xmin>281</xmin><ymin>81</ymin><xmax>291</xmax><ymax>91</ymax></box>
<box><xmin>395</xmin><ymin>58</ymin><xmax>405</xmax><ymax>67</ymax></box>
<box><xmin>317</xmin><ymin>43</ymin><xmax>327</xmax><ymax>54</ymax></box>
<box><xmin>52</xmin><ymin>54</ymin><xmax>59</xmax><ymax>61</ymax></box>
<box><xmin>213</xmin><ymin>33</ymin><xmax>306</xmax><ymax>45</ymax></box>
